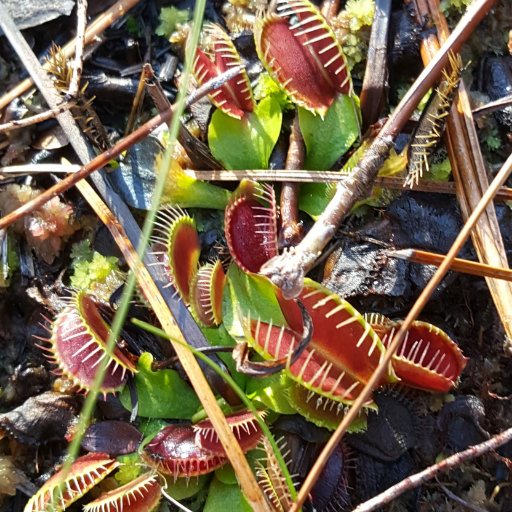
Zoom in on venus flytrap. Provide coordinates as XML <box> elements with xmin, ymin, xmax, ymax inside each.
<box><xmin>193</xmin><ymin>24</ymin><xmax>282</xmax><ymax>170</ymax></box>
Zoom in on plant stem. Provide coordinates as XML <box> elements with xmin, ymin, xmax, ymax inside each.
<box><xmin>280</xmin><ymin>113</ymin><xmax>305</xmax><ymax>249</ymax></box>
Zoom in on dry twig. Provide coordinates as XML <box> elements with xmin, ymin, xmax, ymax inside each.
<box><xmin>360</xmin><ymin>0</ymin><xmax>392</xmax><ymax>131</ymax></box>
<box><xmin>352</xmin><ymin>427</ymin><xmax>512</xmax><ymax>512</ymax></box>
<box><xmin>68</xmin><ymin>0</ymin><xmax>88</xmax><ymax>98</ymax></box>
<box><xmin>387</xmin><ymin>248</ymin><xmax>512</xmax><ymax>282</ymax></box>
<box><xmin>418</xmin><ymin>0</ymin><xmax>512</xmax><ymax>345</ymax></box>
<box><xmin>260</xmin><ymin>0</ymin><xmax>498</xmax><ymax>300</ymax></box>
<box><xmin>440</xmin><ymin>485</ymin><xmax>489</xmax><ymax>512</ymax></box>
<box><xmin>0</xmin><ymin>99</ymin><xmax>77</xmax><ymax>134</ymax></box>
<box><xmin>280</xmin><ymin>112</ymin><xmax>305</xmax><ymax>249</ymax></box>
<box><xmin>184</xmin><ymin>169</ymin><xmax>512</xmax><ymax>200</ymax></box>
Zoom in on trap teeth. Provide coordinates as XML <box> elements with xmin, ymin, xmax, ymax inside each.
<box><xmin>225</xmin><ymin>187</ymin><xmax>278</xmax><ymax>274</ymax></box>
<box><xmin>153</xmin><ymin>206</ymin><xmax>200</xmax><ymax>304</ymax></box>
<box><xmin>39</xmin><ymin>291</ymin><xmax>137</xmax><ymax>396</ymax></box>
<box><xmin>189</xmin><ymin>260</ymin><xmax>226</xmax><ymax>327</ymax></box>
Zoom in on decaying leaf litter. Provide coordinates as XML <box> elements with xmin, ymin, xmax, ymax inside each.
<box><xmin>0</xmin><ymin>0</ymin><xmax>511</xmax><ymax>510</ymax></box>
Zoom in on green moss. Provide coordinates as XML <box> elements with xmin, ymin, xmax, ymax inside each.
<box><xmin>115</xmin><ymin>453</ymin><xmax>142</xmax><ymax>485</ymax></box>
<box><xmin>426</xmin><ymin>158</ymin><xmax>452</xmax><ymax>182</ymax></box>
<box><xmin>156</xmin><ymin>6</ymin><xmax>190</xmax><ymax>38</ymax></box>
<box><xmin>253</xmin><ymin>72</ymin><xmax>294</xmax><ymax>111</ymax></box>
<box><xmin>440</xmin><ymin>0</ymin><xmax>473</xmax><ymax>13</ymax></box>
<box><xmin>126</xmin><ymin>16</ymin><xmax>141</xmax><ymax>37</ymax></box>
<box><xmin>70</xmin><ymin>239</ymin><xmax>94</xmax><ymax>267</ymax></box>
<box><xmin>345</xmin><ymin>0</ymin><xmax>375</xmax><ymax>31</ymax></box>
<box><xmin>70</xmin><ymin>251</ymin><xmax>120</xmax><ymax>290</ymax></box>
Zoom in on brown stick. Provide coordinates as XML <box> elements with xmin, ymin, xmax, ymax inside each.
<box><xmin>68</xmin><ymin>0</ymin><xmax>88</xmax><ymax>98</ymax></box>
<box><xmin>260</xmin><ymin>0</ymin><xmax>499</xmax><ymax>300</ymax></box>
<box><xmin>280</xmin><ymin>113</ymin><xmax>305</xmax><ymax>249</ymax></box>
<box><xmin>289</xmin><ymin>146</ymin><xmax>512</xmax><ymax>512</ymax></box>
<box><xmin>440</xmin><ymin>486</ymin><xmax>489</xmax><ymax>512</ymax></box>
<box><xmin>360</xmin><ymin>0</ymin><xmax>392</xmax><ymax>131</ymax></box>
<box><xmin>0</xmin><ymin>0</ymin><xmax>142</xmax><ymax>112</ymax></box>
<box><xmin>387</xmin><ymin>248</ymin><xmax>512</xmax><ymax>282</ymax></box>
<box><xmin>0</xmin><ymin>66</ymin><xmax>244</xmax><ymax>232</ymax></box>
<box><xmin>124</xmin><ymin>67</ymin><xmax>147</xmax><ymax>135</ymax></box>
<box><xmin>472</xmin><ymin>94</ymin><xmax>512</xmax><ymax>118</ymax></box>
<box><xmin>352</xmin><ymin>427</ymin><xmax>512</xmax><ymax>512</ymax></box>
<box><xmin>0</xmin><ymin>99</ymin><xmax>77</xmax><ymax>134</ymax></box>
<box><xmin>184</xmin><ymin>169</ymin><xmax>512</xmax><ymax>200</ymax></box>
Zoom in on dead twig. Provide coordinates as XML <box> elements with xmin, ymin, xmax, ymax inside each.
<box><xmin>472</xmin><ymin>94</ymin><xmax>512</xmax><ymax>118</ymax></box>
<box><xmin>440</xmin><ymin>485</ymin><xmax>489</xmax><ymax>512</ymax></box>
<box><xmin>289</xmin><ymin>145</ymin><xmax>512</xmax><ymax>512</ymax></box>
<box><xmin>279</xmin><ymin>112</ymin><xmax>305</xmax><ymax>249</ymax></box>
<box><xmin>68</xmin><ymin>0</ymin><xmax>88</xmax><ymax>98</ymax></box>
<box><xmin>0</xmin><ymin>65</ymin><xmax>244</xmax><ymax>232</ymax></box>
<box><xmin>351</xmin><ymin>427</ymin><xmax>512</xmax><ymax>512</ymax></box>
<box><xmin>360</xmin><ymin>0</ymin><xmax>392</xmax><ymax>131</ymax></box>
<box><xmin>260</xmin><ymin>0</ymin><xmax>499</xmax><ymax>301</ymax></box>
<box><xmin>0</xmin><ymin>98</ymin><xmax>77</xmax><ymax>134</ymax></box>
<box><xmin>0</xmin><ymin>0</ymin><xmax>142</xmax><ymax>112</ymax></box>
<box><xmin>125</xmin><ymin>67</ymin><xmax>147</xmax><ymax>136</ymax></box>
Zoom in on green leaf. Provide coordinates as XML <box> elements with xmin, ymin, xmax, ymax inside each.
<box><xmin>246</xmin><ymin>372</ymin><xmax>296</xmax><ymax>414</ymax></box>
<box><xmin>299</xmin><ymin>182</ymin><xmax>336</xmax><ymax>220</ymax></box>
<box><xmin>138</xmin><ymin>418</ymin><xmax>169</xmax><ymax>448</ymax></box>
<box><xmin>162</xmin><ymin>160</ymin><xmax>231</xmax><ymax>210</ymax></box>
<box><xmin>215</xmin><ymin>464</ymin><xmax>238</xmax><ymax>485</ymax></box>
<box><xmin>299</xmin><ymin>94</ymin><xmax>359</xmax><ymax>171</ymax></box>
<box><xmin>209</xmin><ymin>96</ymin><xmax>282</xmax><ymax>170</ymax></box>
<box><xmin>222</xmin><ymin>264</ymin><xmax>286</xmax><ymax>339</ymax></box>
<box><xmin>163</xmin><ymin>474</ymin><xmax>209</xmax><ymax>500</ymax></box>
<box><xmin>204</xmin><ymin>477</ymin><xmax>252</xmax><ymax>512</ymax></box>
<box><xmin>119</xmin><ymin>353</ymin><xmax>201</xmax><ymax>418</ymax></box>
<box><xmin>201</xmin><ymin>324</ymin><xmax>246</xmax><ymax>390</ymax></box>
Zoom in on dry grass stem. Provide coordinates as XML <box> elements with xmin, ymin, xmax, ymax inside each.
<box><xmin>387</xmin><ymin>248</ymin><xmax>512</xmax><ymax>282</ymax></box>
